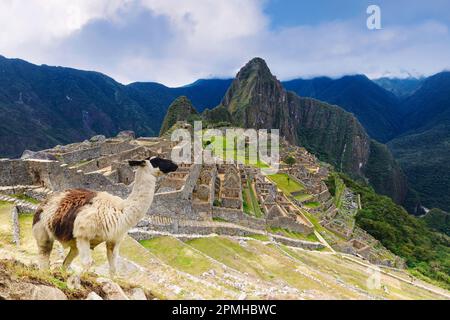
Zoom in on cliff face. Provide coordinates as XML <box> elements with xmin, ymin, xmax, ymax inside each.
<box><xmin>216</xmin><ymin>57</ymin><xmax>406</xmax><ymax>202</ymax></box>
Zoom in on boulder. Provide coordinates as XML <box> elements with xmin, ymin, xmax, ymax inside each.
<box><xmin>128</xmin><ymin>288</ymin><xmax>147</xmax><ymax>300</ymax></box>
<box><xmin>86</xmin><ymin>292</ymin><xmax>103</xmax><ymax>300</ymax></box>
<box><xmin>97</xmin><ymin>277</ymin><xmax>129</xmax><ymax>300</ymax></box>
<box><xmin>31</xmin><ymin>285</ymin><xmax>68</xmax><ymax>300</ymax></box>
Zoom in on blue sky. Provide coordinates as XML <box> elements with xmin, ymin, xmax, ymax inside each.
<box><xmin>0</xmin><ymin>0</ymin><xmax>449</xmax><ymax>86</ymax></box>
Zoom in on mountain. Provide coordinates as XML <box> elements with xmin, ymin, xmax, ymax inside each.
<box><xmin>373</xmin><ymin>77</ymin><xmax>424</xmax><ymax>98</ymax></box>
<box><xmin>283</xmin><ymin>75</ymin><xmax>401</xmax><ymax>142</ymax></box>
<box><xmin>422</xmin><ymin>208</ymin><xmax>450</xmax><ymax>236</ymax></box>
<box><xmin>388</xmin><ymin>72</ymin><xmax>450</xmax><ymax>212</ymax></box>
<box><xmin>204</xmin><ymin>58</ymin><xmax>407</xmax><ymax>203</ymax></box>
<box><xmin>0</xmin><ymin>56</ymin><xmax>231</xmax><ymax>158</ymax></box>
<box><xmin>127</xmin><ymin>78</ymin><xmax>232</xmax><ymax>114</ymax></box>
<box><xmin>0</xmin><ymin>55</ymin><xmax>164</xmax><ymax>158</ymax></box>
<box><xmin>159</xmin><ymin>96</ymin><xmax>200</xmax><ymax>136</ymax></box>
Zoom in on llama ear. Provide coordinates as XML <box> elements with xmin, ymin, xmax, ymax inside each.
<box><xmin>128</xmin><ymin>160</ymin><xmax>146</xmax><ymax>167</ymax></box>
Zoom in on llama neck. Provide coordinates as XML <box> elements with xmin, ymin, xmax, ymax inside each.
<box><xmin>122</xmin><ymin>168</ymin><xmax>156</xmax><ymax>228</ymax></box>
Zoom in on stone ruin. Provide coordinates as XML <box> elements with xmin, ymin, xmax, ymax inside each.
<box><xmin>0</xmin><ymin>131</ymin><xmax>404</xmax><ymax>262</ymax></box>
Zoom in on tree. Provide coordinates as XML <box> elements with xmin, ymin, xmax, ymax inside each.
<box><xmin>284</xmin><ymin>155</ymin><xmax>296</xmax><ymax>185</ymax></box>
<box><xmin>284</xmin><ymin>155</ymin><xmax>296</xmax><ymax>172</ymax></box>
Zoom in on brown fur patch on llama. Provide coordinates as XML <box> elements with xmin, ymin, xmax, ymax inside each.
<box><xmin>50</xmin><ymin>189</ymin><xmax>97</xmax><ymax>242</ymax></box>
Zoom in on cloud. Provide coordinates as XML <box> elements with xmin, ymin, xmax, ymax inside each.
<box><xmin>0</xmin><ymin>0</ymin><xmax>450</xmax><ymax>86</ymax></box>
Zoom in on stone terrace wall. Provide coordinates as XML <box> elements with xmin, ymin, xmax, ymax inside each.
<box><xmin>212</xmin><ymin>207</ymin><xmax>265</xmax><ymax>230</ymax></box>
<box><xmin>58</xmin><ymin>141</ymin><xmax>134</xmax><ymax>164</ymax></box>
<box><xmin>0</xmin><ymin>160</ymin><xmax>34</xmax><ymax>186</ymax></box>
<box><xmin>267</xmin><ymin>216</ymin><xmax>313</xmax><ymax>234</ymax></box>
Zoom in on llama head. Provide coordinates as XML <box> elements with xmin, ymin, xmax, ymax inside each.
<box><xmin>148</xmin><ymin>156</ymin><xmax>178</xmax><ymax>174</ymax></box>
<box><xmin>128</xmin><ymin>157</ymin><xmax>178</xmax><ymax>176</ymax></box>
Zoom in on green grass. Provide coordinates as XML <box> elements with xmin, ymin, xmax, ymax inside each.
<box><xmin>140</xmin><ymin>237</ymin><xmax>214</xmax><ymax>276</ymax></box>
<box><xmin>212</xmin><ymin>217</ymin><xmax>228</xmax><ymax>223</ymax></box>
<box><xmin>268</xmin><ymin>227</ymin><xmax>319</xmax><ymax>242</ymax></box>
<box><xmin>242</xmin><ymin>180</ymin><xmax>263</xmax><ymax>217</ymax></box>
<box><xmin>304</xmin><ymin>201</ymin><xmax>321</xmax><ymax>209</ymax></box>
<box><xmin>294</xmin><ymin>193</ymin><xmax>312</xmax><ymax>202</ymax></box>
<box><xmin>267</xmin><ymin>173</ymin><xmax>304</xmax><ymax>195</ymax></box>
<box><xmin>203</xmin><ymin>134</ymin><xmax>268</xmax><ymax>168</ymax></box>
<box><xmin>10</xmin><ymin>194</ymin><xmax>40</xmax><ymax>205</ymax></box>
<box><xmin>246</xmin><ymin>234</ymin><xmax>270</xmax><ymax>241</ymax></box>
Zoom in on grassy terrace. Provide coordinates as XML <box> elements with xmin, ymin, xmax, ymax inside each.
<box><xmin>242</xmin><ymin>180</ymin><xmax>263</xmax><ymax>217</ymax></box>
<box><xmin>203</xmin><ymin>135</ymin><xmax>268</xmax><ymax>168</ymax></box>
<box><xmin>269</xmin><ymin>227</ymin><xmax>319</xmax><ymax>242</ymax></box>
<box><xmin>267</xmin><ymin>173</ymin><xmax>312</xmax><ymax>202</ymax></box>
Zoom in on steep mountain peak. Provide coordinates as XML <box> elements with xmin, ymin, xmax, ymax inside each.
<box><xmin>235</xmin><ymin>57</ymin><xmax>273</xmax><ymax>81</ymax></box>
<box><xmin>220</xmin><ymin>57</ymin><xmax>285</xmax><ymax>122</ymax></box>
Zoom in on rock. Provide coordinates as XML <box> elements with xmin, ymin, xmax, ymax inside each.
<box><xmin>128</xmin><ymin>288</ymin><xmax>147</xmax><ymax>300</ymax></box>
<box><xmin>67</xmin><ymin>274</ymin><xmax>81</xmax><ymax>290</ymax></box>
<box><xmin>89</xmin><ymin>135</ymin><xmax>106</xmax><ymax>143</ymax></box>
<box><xmin>238</xmin><ymin>293</ymin><xmax>247</xmax><ymax>300</ymax></box>
<box><xmin>86</xmin><ymin>292</ymin><xmax>103</xmax><ymax>300</ymax></box>
<box><xmin>29</xmin><ymin>285</ymin><xmax>68</xmax><ymax>300</ymax></box>
<box><xmin>20</xmin><ymin>150</ymin><xmax>57</xmax><ymax>161</ymax></box>
<box><xmin>116</xmin><ymin>130</ymin><xmax>135</xmax><ymax>140</ymax></box>
<box><xmin>97</xmin><ymin>277</ymin><xmax>129</xmax><ymax>300</ymax></box>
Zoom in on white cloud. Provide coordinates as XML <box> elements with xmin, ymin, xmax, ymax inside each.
<box><xmin>0</xmin><ymin>0</ymin><xmax>450</xmax><ymax>86</ymax></box>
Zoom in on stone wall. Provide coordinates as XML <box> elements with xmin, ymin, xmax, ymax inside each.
<box><xmin>0</xmin><ymin>159</ymin><xmax>34</xmax><ymax>186</ymax></box>
<box><xmin>212</xmin><ymin>207</ymin><xmax>265</xmax><ymax>230</ymax></box>
<box><xmin>267</xmin><ymin>216</ymin><xmax>313</xmax><ymax>234</ymax></box>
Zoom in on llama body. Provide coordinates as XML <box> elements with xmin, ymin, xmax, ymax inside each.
<box><xmin>32</xmin><ymin>157</ymin><xmax>178</xmax><ymax>275</ymax></box>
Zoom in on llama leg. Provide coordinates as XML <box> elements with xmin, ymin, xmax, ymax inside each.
<box><xmin>106</xmin><ymin>241</ymin><xmax>120</xmax><ymax>276</ymax></box>
<box><xmin>37</xmin><ymin>239</ymin><xmax>54</xmax><ymax>269</ymax></box>
<box><xmin>76</xmin><ymin>238</ymin><xmax>93</xmax><ymax>273</ymax></box>
<box><xmin>62</xmin><ymin>246</ymin><xmax>79</xmax><ymax>269</ymax></box>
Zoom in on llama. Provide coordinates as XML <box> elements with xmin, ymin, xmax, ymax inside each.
<box><xmin>32</xmin><ymin>156</ymin><xmax>178</xmax><ymax>275</ymax></box>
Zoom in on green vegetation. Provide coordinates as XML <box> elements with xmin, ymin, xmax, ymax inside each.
<box><xmin>293</xmin><ymin>193</ymin><xmax>312</xmax><ymax>202</ymax></box>
<box><xmin>245</xmin><ymin>234</ymin><xmax>270</xmax><ymax>241</ymax></box>
<box><xmin>303</xmin><ymin>202</ymin><xmax>320</xmax><ymax>209</ymax></box>
<box><xmin>242</xmin><ymin>180</ymin><xmax>263</xmax><ymax>217</ymax></box>
<box><xmin>140</xmin><ymin>237</ymin><xmax>214</xmax><ymax>275</ymax></box>
<box><xmin>268</xmin><ymin>227</ymin><xmax>319</xmax><ymax>242</ymax></box>
<box><xmin>204</xmin><ymin>134</ymin><xmax>268</xmax><ymax>168</ymax></box>
<box><xmin>267</xmin><ymin>173</ymin><xmax>304</xmax><ymax>195</ymax></box>
<box><xmin>325</xmin><ymin>173</ymin><xmax>345</xmax><ymax>208</ymax></box>
<box><xmin>283</xmin><ymin>155</ymin><xmax>296</xmax><ymax>168</ymax></box>
<box><xmin>329</xmin><ymin>172</ymin><xmax>450</xmax><ymax>289</ymax></box>
<box><xmin>159</xmin><ymin>96</ymin><xmax>201</xmax><ymax>136</ymax></box>
<box><xmin>10</xmin><ymin>194</ymin><xmax>40</xmax><ymax>204</ymax></box>
<box><xmin>422</xmin><ymin>209</ymin><xmax>450</xmax><ymax>236</ymax></box>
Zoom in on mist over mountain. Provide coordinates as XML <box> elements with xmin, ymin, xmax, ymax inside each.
<box><xmin>373</xmin><ymin>77</ymin><xmax>424</xmax><ymax>99</ymax></box>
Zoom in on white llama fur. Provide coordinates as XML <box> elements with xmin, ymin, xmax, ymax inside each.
<box><xmin>32</xmin><ymin>160</ymin><xmax>161</xmax><ymax>275</ymax></box>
